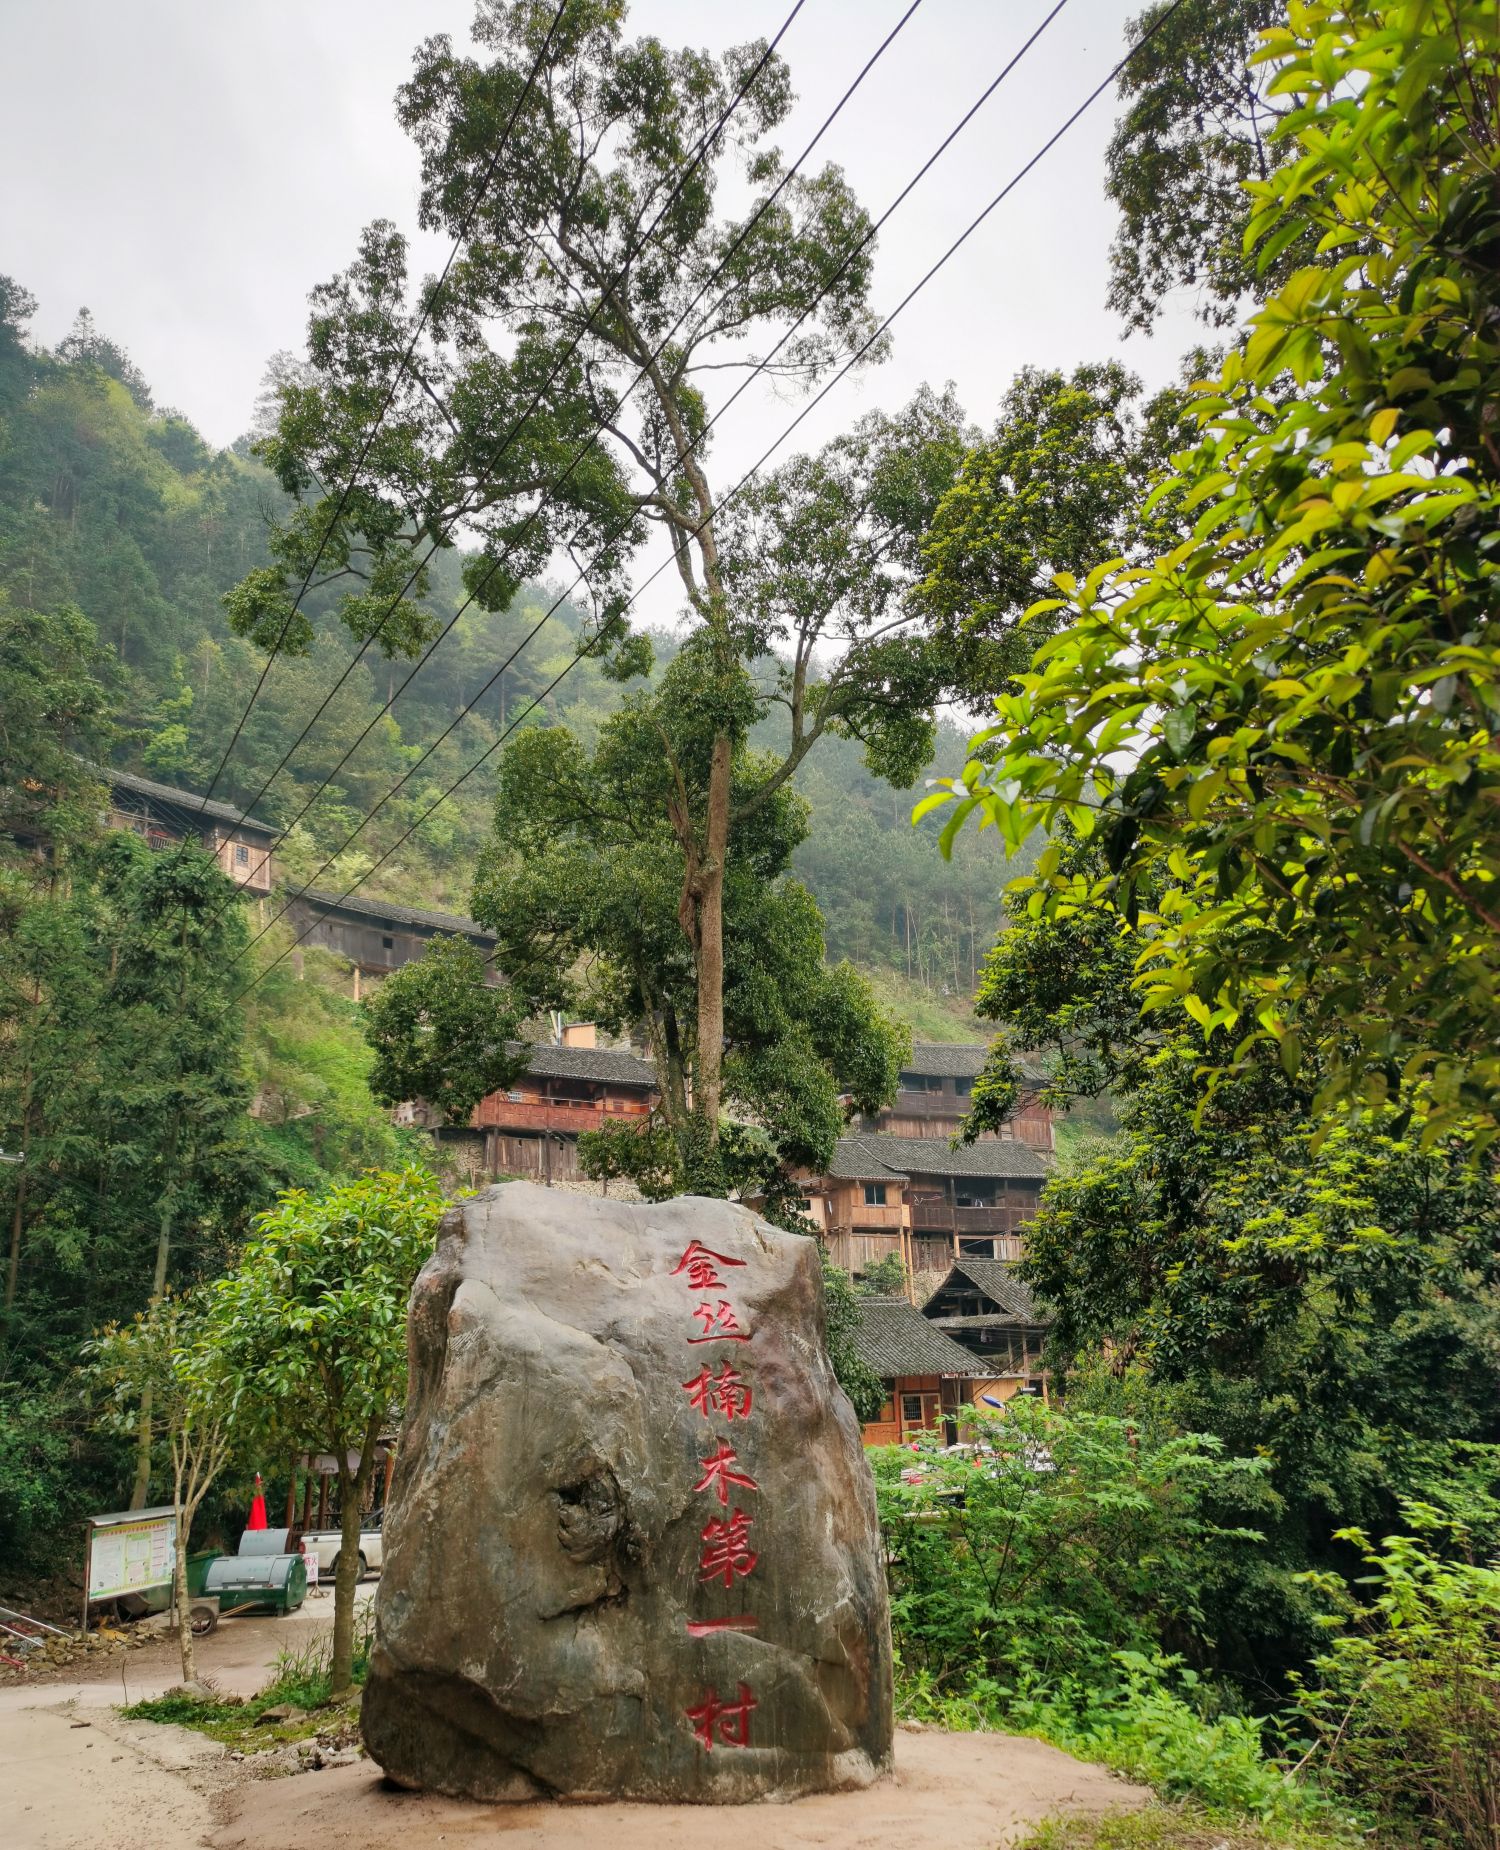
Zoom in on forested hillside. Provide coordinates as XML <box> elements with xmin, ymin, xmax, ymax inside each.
<box><xmin>0</xmin><ymin>278</ymin><xmax>1007</xmax><ymax>1026</ymax></box>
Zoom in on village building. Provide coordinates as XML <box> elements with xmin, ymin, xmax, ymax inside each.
<box><xmin>858</xmin><ymin>1041</ymin><xmax>1054</xmax><ymax>1153</ymax></box>
<box><xmin>800</xmin><ymin>1130</ymin><xmax>1050</xmax><ymax>1283</ymax></box>
<box><xmin>848</xmin><ymin>1296</ymin><xmax>981</xmax><ymax>1446</ymax></box>
<box><xmin>281</xmin><ymin>886</ymin><xmax>501</xmax><ymax>996</ymax></box>
<box><xmin>99</xmin><ymin>765</ymin><xmax>278</xmax><ymax>894</ymax></box>
<box><xmin>921</xmin><ymin>1259</ymin><xmax>1050</xmax><ymax>1408</ymax></box>
<box><xmin>420</xmin><ymin>1025</ymin><xmax>660</xmax><ymax>1189</ymax></box>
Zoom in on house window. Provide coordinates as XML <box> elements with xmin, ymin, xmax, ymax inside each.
<box><xmin>382</xmin><ymin>935</ymin><xmax>395</xmax><ymax>950</ymax></box>
<box><xmin>234</xmin><ymin>843</ymin><xmax>249</xmax><ymax>866</ymax></box>
<box><xmin>954</xmin><ymin>1076</ymin><xmax>972</xmax><ymax>1096</ymax></box>
<box><xmin>959</xmin><ymin>1236</ymin><xmax>999</xmax><ymax>1258</ymax></box>
<box><xmin>900</xmin><ymin>1071</ymin><xmax>942</xmax><ymax>1092</ymax></box>
<box><xmin>862</xmin><ymin>1181</ymin><xmax>887</xmax><ymax>1206</ymax></box>
<box><xmin>901</xmin><ymin>1393</ymin><xmax>924</xmax><ymax>1426</ymax></box>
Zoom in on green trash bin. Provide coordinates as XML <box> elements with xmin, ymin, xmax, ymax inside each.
<box><xmin>203</xmin><ymin>1550</ymin><xmax>308</xmax><ymax>1616</ymax></box>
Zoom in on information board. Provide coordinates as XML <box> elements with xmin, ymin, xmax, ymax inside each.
<box><xmin>86</xmin><ymin>1512</ymin><xmax>176</xmax><ymax>1601</ymax></box>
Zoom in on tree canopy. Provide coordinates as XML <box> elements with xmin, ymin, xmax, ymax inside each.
<box><xmin>931</xmin><ymin>0</ymin><xmax>1500</xmax><ymax>1144</ymax></box>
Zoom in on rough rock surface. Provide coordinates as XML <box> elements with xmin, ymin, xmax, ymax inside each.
<box><xmin>362</xmin><ymin>1182</ymin><xmax>892</xmax><ymax>1803</ymax></box>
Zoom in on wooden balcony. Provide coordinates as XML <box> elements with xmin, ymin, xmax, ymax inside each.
<box><xmin>910</xmin><ymin>1200</ymin><xmax>1032</xmax><ymax>1230</ymax></box>
<box><xmin>845</xmin><ymin>1202</ymin><xmax>909</xmax><ymax>1231</ymax></box>
<box><xmin>890</xmin><ymin>1089</ymin><xmax>966</xmax><ymax>1119</ymax></box>
<box><xmin>471</xmin><ymin>1094</ymin><xmax>651</xmax><ymax>1134</ymax></box>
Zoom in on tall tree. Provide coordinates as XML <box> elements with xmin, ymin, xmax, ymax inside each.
<box><xmin>935</xmin><ymin>0</ymin><xmax>1500</xmax><ymax>1142</ymax></box>
<box><xmin>1104</xmin><ymin>0</ymin><xmax>1302</xmax><ymax>334</ymax></box>
<box><xmin>912</xmin><ymin>362</ymin><xmax>1180</xmax><ymax>697</ymax></box>
<box><xmin>234</xmin><ymin>1</ymin><xmax>887</xmax><ymax>1171</ymax></box>
<box><xmin>368</xmin><ymin>639</ymin><xmax>909</xmax><ymax>1200</ymax></box>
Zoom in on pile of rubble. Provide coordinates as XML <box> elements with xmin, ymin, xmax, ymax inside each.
<box><xmin>0</xmin><ymin>1623</ymin><xmax>147</xmax><ymax>1682</ymax></box>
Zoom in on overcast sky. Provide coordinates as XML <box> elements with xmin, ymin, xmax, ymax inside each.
<box><xmin>4</xmin><ymin>0</ymin><xmax>1206</xmax><ymax>629</ymax></box>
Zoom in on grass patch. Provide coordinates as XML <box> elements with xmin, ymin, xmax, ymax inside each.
<box><xmin>1016</xmin><ymin>1807</ymin><xmax>1358</xmax><ymax>1850</ymax></box>
<box><xmin>123</xmin><ymin>1616</ymin><xmax>371</xmax><ymax>1753</ymax></box>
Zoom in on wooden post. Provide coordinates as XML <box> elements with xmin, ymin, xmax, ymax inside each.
<box><xmin>301</xmin><ymin>1467</ymin><xmax>314</xmax><ymax>1531</ymax></box>
<box><xmin>382</xmin><ymin>1445</ymin><xmax>396</xmax><ymax>1510</ymax></box>
<box><xmin>317</xmin><ymin>1473</ymin><xmax>329</xmax><ymax>1530</ymax></box>
<box><xmin>283</xmin><ymin>1454</ymin><xmax>297</xmax><ymax>1529</ymax></box>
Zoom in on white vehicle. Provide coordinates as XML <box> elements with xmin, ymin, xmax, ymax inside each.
<box><xmin>299</xmin><ymin>1509</ymin><xmax>384</xmax><ymax>1581</ymax></box>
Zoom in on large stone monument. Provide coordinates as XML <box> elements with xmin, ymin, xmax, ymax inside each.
<box><xmin>361</xmin><ymin>1182</ymin><xmax>893</xmax><ymax>1802</ymax></box>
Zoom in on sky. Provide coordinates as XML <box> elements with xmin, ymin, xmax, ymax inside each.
<box><xmin>3</xmin><ymin>0</ymin><xmax>1206</xmax><ymax>629</ymax></box>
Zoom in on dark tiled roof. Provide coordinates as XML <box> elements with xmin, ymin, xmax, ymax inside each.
<box><xmin>851</xmin><ymin>1299</ymin><xmax>979</xmax><ymax>1379</ymax></box>
<box><xmin>512</xmin><ymin>1041</ymin><xmax>657</xmax><ymax>1088</ymax></box>
<box><xmin>903</xmin><ymin>1041</ymin><xmax>1047</xmax><ymax>1085</ymax></box>
<box><xmin>857</xmin><ymin>1133</ymin><xmax>1050</xmax><ymax>1182</ymax></box>
<box><xmin>100</xmin><ymin>765</ymin><xmax>278</xmax><ymax>838</ymax></box>
<box><xmin>905</xmin><ymin>1042</ymin><xmax>989</xmax><ymax>1078</ymax></box>
<box><xmin>928</xmin><ymin>1260</ymin><xmax>1046</xmax><ymax>1322</ymax></box>
<box><xmin>294</xmin><ymin>885</ymin><xmax>496</xmax><ymax>940</ymax></box>
<box><xmin>825</xmin><ymin>1137</ymin><xmax>909</xmax><ymax>1182</ymax></box>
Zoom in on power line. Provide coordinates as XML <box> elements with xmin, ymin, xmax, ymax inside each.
<box><xmin>197</xmin><ymin>0</ymin><xmax>572</xmax><ymax>811</ymax></box>
<box><xmin>199</xmin><ymin>0</ymin><xmax>821</xmax><ymax>893</ymax></box>
<box><xmin>222</xmin><ymin>0</ymin><xmax>1139</xmax><ymax>1010</ymax></box>
<box><xmin>223</xmin><ymin>0</ymin><xmax>1066</xmax><ymax>973</ymax></box>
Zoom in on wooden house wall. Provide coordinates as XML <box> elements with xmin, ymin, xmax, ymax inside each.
<box><xmin>859</xmin><ymin>1373</ymin><xmax>967</xmax><ymax>1448</ymax></box>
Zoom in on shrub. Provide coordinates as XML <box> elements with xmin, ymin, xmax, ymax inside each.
<box><xmin>875</xmin><ymin>1398</ymin><xmax>1272</xmax><ymax>1691</ymax></box>
<box><xmin>1293</xmin><ymin>1505</ymin><xmax>1500</xmax><ymax>1849</ymax></box>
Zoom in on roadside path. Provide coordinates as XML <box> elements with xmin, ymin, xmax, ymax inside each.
<box><xmin>1</xmin><ymin>1587</ymin><xmax>1148</xmax><ymax>1850</ymax></box>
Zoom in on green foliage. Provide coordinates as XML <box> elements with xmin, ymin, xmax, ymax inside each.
<box><xmin>472</xmin><ymin>640</ymin><xmax>908</xmax><ymax>1194</ymax></box>
<box><xmin>934</xmin><ymin>0</ymin><xmax>1500</xmax><ymax>1142</ymax></box>
<box><xmin>876</xmin><ymin>1399</ymin><xmax>1272</xmax><ymax>1694</ymax></box>
<box><xmin>241</xmin><ymin>936</ymin><xmax>428</xmax><ymax>1186</ymax></box>
<box><xmin>1294</xmin><ymin>1506</ymin><xmax>1500</xmax><ymax>1848</ymax></box>
<box><xmin>209</xmin><ymin>1168</ymin><xmax>443</xmax><ymax>1452</ymax></box>
<box><xmin>208</xmin><ymin>1167</ymin><xmax>445</xmax><ymax>1692</ymax></box>
<box><xmin>854</xmin><ymin>1252</ymin><xmax>908</xmax><ymax>1297</ymax></box>
<box><xmin>962</xmin><ymin>830</ymin><xmax>1500</xmax><ymax>1678</ymax></box>
<box><xmin>86</xmin><ymin>1290</ymin><xmax>236</xmax><ymax>1678</ymax></box>
<box><xmin>1004</xmin><ymin>1659</ymin><xmax>1325</xmax><ymax>1826</ymax></box>
<box><xmin>818</xmin><ymin>1252</ymin><xmax>886</xmax><ymax>1423</ymax></box>
<box><xmin>234</xmin><ymin>1</ymin><xmax>885</xmax><ymax>667</ymax></box>
<box><xmin>0</xmin><ymin>593</ymin><xmax>118</xmax><ymax>847</ymax></box>
<box><xmin>915</xmin><ymin>363</ymin><xmax>1173</xmax><ymax>691</ymax></box>
<box><xmin>1105</xmin><ymin>0</ymin><xmax>1302</xmax><ymax>334</ymax></box>
<box><xmin>124</xmin><ymin>1609</ymin><xmax>373</xmax><ymax>1749</ymax></box>
<box><xmin>1017</xmin><ymin>1808</ymin><xmax>1352</xmax><ymax>1850</ymax></box>
<box><xmin>361</xmin><ymin>934</ymin><xmax>525</xmax><ymax>1125</ymax></box>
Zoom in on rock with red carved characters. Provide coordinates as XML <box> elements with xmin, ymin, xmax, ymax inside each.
<box><xmin>361</xmin><ymin>1181</ymin><xmax>892</xmax><ymax>1802</ymax></box>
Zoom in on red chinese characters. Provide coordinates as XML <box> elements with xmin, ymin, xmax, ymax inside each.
<box><xmin>687</xmin><ymin>1298</ymin><xmax>750</xmax><ymax>1344</ymax></box>
<box><xmin>681</xmin><ymin>1360</ymin><xmax>752</xmax><ymax>1421</ymax></box>
<box><xmin>670</xmin><ymin>1239</ymin><xmax>746</xmax><ymax>1292</ymax></box>
<box><xmin>671</xmin><ymin>1235</ymin><xmax>765</xmax><ymax>1753</ymax></box>
<box><xmin>698</xmin><ymin>1509</ymin><xmax>757</xmax><ymax>1588</ymax></box>
<box><xmin>685</xmin><ymin>1682</ymin><xmax>756</xmax><ymax>1752</ymax></box>
<box><xmin>692</xmin><ymin>1440</ymin><xmax>758</xmax><ymax>1507</ymax></box>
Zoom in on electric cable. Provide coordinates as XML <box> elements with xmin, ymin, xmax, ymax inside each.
<box><xmin>224</xmin><ymin>0</ymin><xmax>1070</xmax><ymax>973</ymax></box>
<box><xmin>222</xmin><ymin>0</ymin><xmax>1201</xmax><ymax>1013</ymax></box>
<box><xmin>197</xmin><ymin>0</ymin><xmax>572</xmax><ymax>810</ymax></box>
<box><xmin>194</xmin><ymin>0</ymin><xmax>820</xmax><ymax>888</ymax></box>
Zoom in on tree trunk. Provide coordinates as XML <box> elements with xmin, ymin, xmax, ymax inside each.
<box><xmin>3</xmin><ymin>1104</ymin><xmax>32</xmax><ymax>1316</ymax></box>
<box><xmin>692</xmin><ymin>730</ymin><xmax>733</xmax><ymax>1143</ymax></box>
<box><xmin>329</xmin><ymin>1414</ymin><xmax>380</xmax><ymax>1698</ymax></box>
<box><xmin>129</xmin><ymin>1175</ymin><xmax>178</xmax><ymax>1511</ymax></box>
<box><xmin>173</xmin><ymin>1481</ymin><xmax>195</xmax><ymax>1685</ymax></box>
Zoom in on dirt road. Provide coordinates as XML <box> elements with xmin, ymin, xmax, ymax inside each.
<box><xmin>2</xmin><ymin>1591</ymin><xmax>1148</xmax><ymax>1850</ymax></box>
